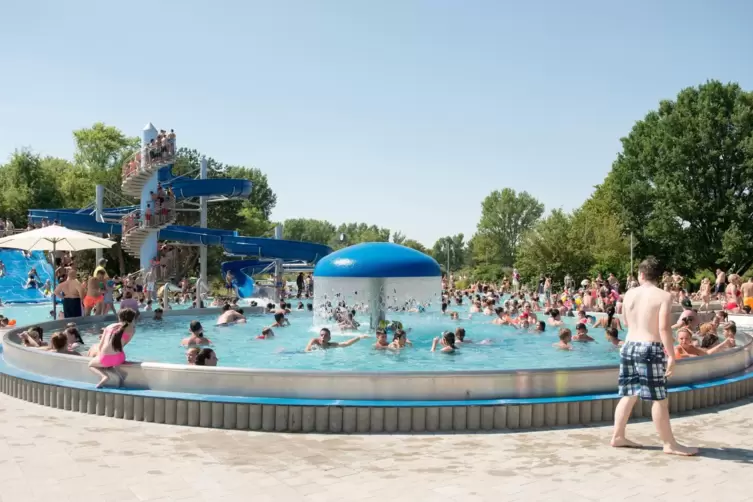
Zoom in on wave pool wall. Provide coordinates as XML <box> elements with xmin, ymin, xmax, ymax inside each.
<box><xmin>1</xmin><ymin>311</ymin><xmax>753</xmax><ymax>433</ymax></box>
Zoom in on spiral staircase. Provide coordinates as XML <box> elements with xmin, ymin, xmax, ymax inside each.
<box><xmin>120</xmin><ymin>141</ymin><xmax>177</xmax><ymax>260</ymax></box>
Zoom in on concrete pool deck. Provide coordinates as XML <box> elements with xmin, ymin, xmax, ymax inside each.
<box><xmin>0</xmin><ymin>391</ymin><xmax>751</xmax><ymax>501</ymax></box>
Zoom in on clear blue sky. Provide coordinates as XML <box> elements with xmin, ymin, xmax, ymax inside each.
<box><xmin>1</xmin><ymin>1</ymin><xmax>751</xmax><ymax>247</ymax></box>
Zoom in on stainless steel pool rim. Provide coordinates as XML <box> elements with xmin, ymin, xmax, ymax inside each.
<box><xmin>1</xmin><ymin>309</ymin><xmax>753</xmax><ymax>432</ymax></box>
<box><xmin>2</xmin><ymin>309</ymin><xmax>752</xmax><ymax>401</ymax></box>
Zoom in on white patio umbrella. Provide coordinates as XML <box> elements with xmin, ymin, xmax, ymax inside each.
<box><xmin>0</xmin><ymin>225</ymin><xmax>115</xmax><ymax>317</ymax></box>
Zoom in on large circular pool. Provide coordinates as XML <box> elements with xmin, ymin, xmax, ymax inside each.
<box><xmin>76</xmin><ymin>308</ymin><xmax>622</xmax><ymax>371</ymax></box>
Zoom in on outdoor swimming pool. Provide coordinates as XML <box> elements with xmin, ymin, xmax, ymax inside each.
<box><xmin>75</xmin><ymin>309</ymin><xmax>622</xmax><ymax>371</ymax></box>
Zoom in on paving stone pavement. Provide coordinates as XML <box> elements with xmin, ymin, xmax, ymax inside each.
<box><xmin>1</xmin><ymin>393</ymin><xmax>752</xmax><ymax>502</ymax></box>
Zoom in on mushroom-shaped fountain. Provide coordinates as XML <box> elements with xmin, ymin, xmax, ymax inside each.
<box><xmin>313</xmin><ymin>242</ymin><xmax>442</xmax><ymax>329</ymax></box>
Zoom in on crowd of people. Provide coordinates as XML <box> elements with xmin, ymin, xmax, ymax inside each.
<box><xmin>121</xmin><ymin>183</ymin><xmax>178</xmax><ymax>235</ymax></box>
<box><xmin>122</xmin><ymin>129</ymin><xmax>177</xmax><ymax>179</ymax></box>
<box><xmin>50</xmin><ymin>257</ymin><xmax>202</xmax><ymax>319</ymax></box>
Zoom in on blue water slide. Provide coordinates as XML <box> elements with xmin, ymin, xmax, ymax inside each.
<box><xmin>220</xmin><ymin>260</ymin><xmax>266</xmax><ymax>298</ymax></box>
<box><xmin>0</xmin><ymin>250</ymin><xmax>54</xmax><ymax>304</ymax></box>
<box><xmin>28</xmin><ymin>172</ymin><xmax>331</xmax><ymax>298</ymax></box>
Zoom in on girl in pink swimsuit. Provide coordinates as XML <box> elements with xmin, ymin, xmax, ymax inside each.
<box><xmin>88</xmin><ymin>308</ymin><xmax>137</xmax><ymax>388</ymax></box>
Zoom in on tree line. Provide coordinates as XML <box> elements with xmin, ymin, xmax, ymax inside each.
<box><xmin>2</xmin><ymin>80</ymin><xmax>750</xmax><ymax>288</ymax></box>
<box><xmin>283</xmin><ymin>80</ymin><xmax>753</xmax><ymax>290</ymax></box>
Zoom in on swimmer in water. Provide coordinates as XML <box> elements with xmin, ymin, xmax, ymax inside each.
<box><xmin>305</xmin><ymin>328</ymin><xmax>367</xmax><ymax>352</ymax></box>
<box><xmin>389</xmin><ymin>329</ymin><xmax>412</xmax><ymax>349</ymax></box>
<box><xmin>572</xmin><ymin>323</ymin><xmax>595</xmax><ymax>342</ymax></box>
<box><xmin>181</xmin><ymin>320</ymin><xmax>211</xmax><ymax>346</ymax></box>
<box><xmin>547</xmin><ymin>309</ymin><xmax>564</xmax><ymax>327</ymax></box>
<box><xmin>186</xmin><ymin>347</ymin><xmax>200</xmax><ymax>364</ymax></box>
<box><xmin>270</xmin><ymin>312</ymin><xmax>290</xmax><ymax>328</ymax></box>
<box><xmin>256</xmin><ymin>327</ymin><xmax>274</xmax><ymax>340</ymax></box>
<box><xmin>554</xmin><ymin>328</ymin><xmax>573</xmax><ymax>350</ymax></box>
<box><xmin>374</xmin><ymin>329</ymin><xmax>390</xmax><ymax>350</ymax></box>
<box><xmin>431</xmin><ymin>331</ymin><xmax>457</xmax><ymax>353</ymax></box>
<box><xmin>605</xmin><ymin>327</ymin><xmax>623</xmax><ymax>347</ymax></box>
<box><xmin>454</xmin><ymin>327</ymin><xmax>472</xmax><ymax>344</ymax></box>
<box><xmin>532</xmin><ymin>321</ymin><xmax>546</xmax><ymax>333</ymax></box>
<box><xmin>576</xmin><ymin>310</ymin><xmax>594</xmax><ymax>327</ymax></box>
<box><xmin>338</xmin><ymin>311</ymin><xmax>360</xmax><ymax>330</ymax></box>
<box><xmin>217</xmin><ymin>305</ymin><xmax>247</xmax><ymax>325</ymax></box>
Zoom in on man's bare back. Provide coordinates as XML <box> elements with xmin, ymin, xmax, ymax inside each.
<box><xmin>622</xmin><ymin>283</ymin><xmax>672</xmax><ymax>344</ymax></box>
<box><xmin>56</xmin><ymin>279</ymin><xmax>83</xmax><ymax>299</ymax></box>
<box><xmin>742</xmin><ymin>281</ymin><xmax>753</xmax><ymax>299</ymax></box>
<box><xmin>611</xmin><ymin>257</ymin><xmax>697</xmax><ymax>456</ymax></box>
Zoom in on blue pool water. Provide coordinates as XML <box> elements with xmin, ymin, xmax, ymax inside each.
<box><xmin>76</xmin><ymin>309</ymin><xmax>623</xmax><ymax>371</ymax></box>
<box><xmin>0</xmin><ymin>304</ymin><xmax>56</xmax><ymax>326</ymax></box>
<box><xmin>0</xmin><ymin>302</ymin><xmax>193</xmax><ymax>327</ymax></box>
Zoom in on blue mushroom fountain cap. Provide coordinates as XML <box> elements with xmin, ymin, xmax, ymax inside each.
<box><xmin>314</xmin><ymin>242</ymin><xmax>441</xmax><ymax>278</ymax></box>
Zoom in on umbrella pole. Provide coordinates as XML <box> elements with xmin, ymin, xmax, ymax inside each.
<box><xmin>52</xmin><ymin>242</ymin><xmax>57</xmax><ymax>319</ymax></box>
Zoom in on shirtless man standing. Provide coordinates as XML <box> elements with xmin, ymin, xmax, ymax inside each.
<box><xmin>84</xmin><ymin>269</ymin><xmax>107</xmax><ymax>316</ymax></box>
<box><xmin>715</xmin><ymin>268</ymin><xmax>726</xmax><ymax>301</ymax></box>
<box><xmin>54</xmin><ymin>268</ymin><xmax>84</xmax><ymax>318</ymax></box>
<box><xmin>742</xmin><ymin>277</ymin><xmax>753</xmax><ymax>311</ymax></box>
<box><xmin>611</xmin><ymin>256</ymin><xmax>697</xmax><ymax>456</ymax></box>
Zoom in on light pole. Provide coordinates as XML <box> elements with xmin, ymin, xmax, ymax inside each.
<box><xmin>446</xmin><ymin>242</ymin><xmax>454</xmax><ymax>278</ymax></box>
<box><xmin>630</xmin><ymin>232</ymin><xmax>635</xmax><ymax>275</ymax></box>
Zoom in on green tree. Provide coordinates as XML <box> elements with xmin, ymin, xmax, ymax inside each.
<box><xmin>570</xmin><ymin>178</ymin><xmax>631</xmax><ymax>279</ymax></box>
<box><xmin>70</xmin><ymin>124</ymin><xmax>141</xmax><ymax>274</ymax></box>
<box><xmin>282</xmin><ymin>218</ymin><xmax>337</xmax><ymax>244</ymax></box>
<box><xmin>403</xmin><ymin>238</ymin><xmax>429</xmax><ymax>254</ymax></box>
<box><xmin>332</xmin><ymin>223</ymin><xmax>390</xmax><ymax>248</ymax></box>
<box><xmin>172</xmin><ymin>148</ymin><xmax>277</xmax><ymax>236</ymax></box>
<box><xmin>431</xmin><ymin>234</ymin><xmax>466</xmax><ymax>272</ymax></box>
<box><xmin>609</xmin><ymin>80</ymin><xmax>753</xmax><ymax>273</ymax></box>
<box><xmin>473</xmin><ymin>188</ymin><xmax>544</xmax><ymax>267</ymax></box>
<box><xmin>0</xmin><ymin>150</ymin><xmax>64</xmax><ymax>225</ymax></box>
<box><xmin>516</xmin><ymin>209</ymin><xmax>592</xmax><ymax>284</ymax></box>
<box><xmin>73</xmin><ymin>122</ymin><xmax>140</xmax><ymax>172</ymax></box>
<box><xmin>391</xmin><ymin>231</ymin><xmax>406</xmax><ymax>245</ymax></box>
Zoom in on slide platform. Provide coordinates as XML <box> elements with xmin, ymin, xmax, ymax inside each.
<box><xmin>29</xmin><ymin>166</ymin><xmax>331</xmax><ymax>298</ymax></box>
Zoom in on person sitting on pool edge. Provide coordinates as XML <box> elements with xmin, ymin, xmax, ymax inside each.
<box><xmin>182</xmin><ymin>320</ymin><xmax>211</xmax><ymax>346</ymax></box>
<box><xmin>305</xmin><ymin>327</ymin><xmax>366</xmax><ymax>351</ymax></box>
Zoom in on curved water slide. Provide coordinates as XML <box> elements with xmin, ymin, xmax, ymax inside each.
<box><xmin>28</xmin><ymin>169</ymin><xmax>331</xmax><ymax>297</ymax></box>
<box><xmin>0</xmin><ymin>250</ymin><xmax>54</xmax><ymax>303</ymax></box>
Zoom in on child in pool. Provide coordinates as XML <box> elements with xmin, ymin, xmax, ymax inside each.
<box><xmin>389</xmin><ymin>329</ymin><xmax>412</xmax><ymax>349</ymax></box>
<box><xmin>572</xmin><ymin>323</ymin><xmax>595</xmax><ymax>342</ymax></box>
<box><xmin>374</xmin><ymin>329</ymin><xmax>390</xmax><ymax>350</ymax></box>
<box><xmin>256</xmin><ymin>327</ymin><xmax>274</xmax><ymax>340</ymax></box>
<box><xmin>554</xmin><ymin>328</ymin><xmax>573</xmax><ymax>350</ymax></box>
<box><xmin>431</xmin><ymin>331</ymin><xmax>457</xmax><ymax>353</ymax></box>
<box><xmin>88</xmin><ymin>308</ymin><xmax>137</xmax><ymax>388</ymax></box>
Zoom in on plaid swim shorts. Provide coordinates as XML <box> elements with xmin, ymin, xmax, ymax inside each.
<box><xmin>618</xmin><ymin>341</ymin><xmax>667</xmax><ymax>401</ymax></box>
